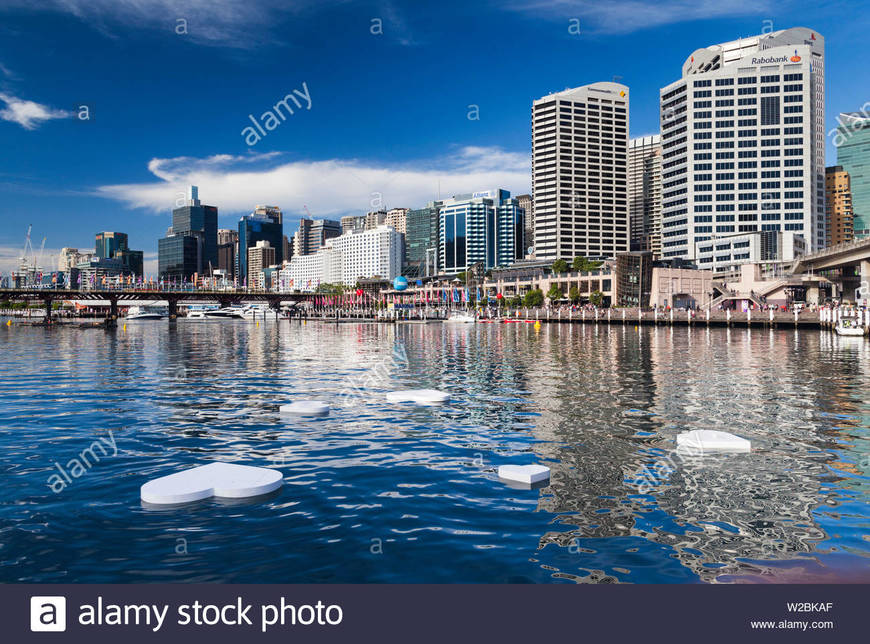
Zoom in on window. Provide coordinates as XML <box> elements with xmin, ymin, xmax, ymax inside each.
<box><xmin>761</xmin><ymin>96</ymin><xmax>780</xmax><ymax>125</ymax></box>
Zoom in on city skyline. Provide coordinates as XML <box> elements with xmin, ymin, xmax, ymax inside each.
<box><xmin>1</xmin><ymin>2</ymin><xmax>869</xmax><ymax>276</ymax></box>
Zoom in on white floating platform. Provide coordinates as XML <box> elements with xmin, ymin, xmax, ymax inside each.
<box><xmin>279</xmin><ymin>400</ymin><xmax>330</xmax><ymax>416</ymax></box>
<box><xmin>386</xmin><ymin>389</ymin><xmax>450</xmax><ymax>404</ymax></box>
<box><xmin>141</xmin><ymin>462</ymin><xmax>283</xmax><ymax>505</ymax></box>
<box><xmin>497</xmin><ymin>464</ymin><xmax>551</xmax><ymax>485</ymax></box>
<box><xmin>676</xmin><ymin>429</ymin><xmax>751</xmax><ymax>453</ymax></box>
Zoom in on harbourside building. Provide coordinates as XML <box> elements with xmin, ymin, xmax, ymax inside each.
<box><xmin>659</xmin><ymin>27</ymin><xmax>826</xmax><ymax>260</ymax></box>
<box><xmin>835</xmin><ymin>112</ymin><xmax>870</xmax><ymax>238</ymax></box>
<box><xmin>693</xmin><ymin>229</ymin><xmax>806</xmax><ymax>274</ymax></box>
<box><xmin>439</xmin><ymin>189</ymin><xmax>525</xmax><ymax>274</ymax></box>
<box><xmin>532</xmin><ymin>81</ymin><xmax>630</xmax><ymax>261</ymax></box>
<box><xmin>404</xmin><ymin>200</ymin><xmax>442</xmax><ymax>277</ymax></box>
<box><xmin>278</xmin><ymin>224</ymin><xmax>402</xmax><ymax>291</ymax></box>
<box><xmin>158</xmin><ymin>186</ymin><xmax>218</xmax><ymax>280</ymax></box>
<box><xmin>292</xmin><ymin>217</ymin><xmax>340</xmax><ymax>256</ymax></box>
<box><xmin>825</xmin><ymin>166</ymin><xmax>854</xmax><ymax>246</ymax></box>
<box><xmin>341</xmin><ymin>215</ymin><xmax>366</xmax><ymax>234</ymax></box>
<box><xmin>247</xmin><ymin>240</ymin><xmax>276</xmax><ymax>289</ymax></box>
<box><xmin>57</xmin><ymin>247</ymin><xmax>94</xmax><ymax>272</ymax></box>
<box><xmin>628</xmin><ymin>136</ymin><xmax>663</xmax><ymax>258</ymax></box>
<box><xmin>384</xmin><ymin>208</ymin><xmax>408</xmax><ymax>234</ymax></box>
<box><xmin>95</xmin><ymin>231</ymin><xmax>143</xmax><ymax>277</ymax></box>
<box><xmin>217</xmin><ymin>228</ymin><xmax>238</xmax><ymax>280</ymax></box>
<box><xmin>515</xmin><ymin>194</ymin><xmax>533</xmax><ymax>254</ymax></box>
<box><xmin>238</xmin><ymin>207</ymin><xmax>283</xmax><ymax>282</ymax></box>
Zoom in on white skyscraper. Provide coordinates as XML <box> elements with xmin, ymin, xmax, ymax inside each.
<box><xmin>659</xmin><ymin>27</ymin><xmax>825</xmax><ymax>261</ymax></box>
<box><xmin>532</xmin><ymin>82</ymin><xmax>630</xmax><ymax>260</ymax></box>
<box><xmin>628</xmin><ymin>135</ymin><xmax>663</xmax><ymax>258</ymax></box>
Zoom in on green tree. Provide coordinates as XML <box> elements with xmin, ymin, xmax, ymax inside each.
<box><xmin>523</xmin><ymin>288</ymin><xmax>544</xmax><ymax>308</ymax></box>
<box><xmin>546</xmin><ymin>284</ymin><xmax>563</xmax><ymax>301</ymax></box>
<box><xmin>552</xmin><ymin>259</ymin><xmax>569</xmax><ymax>274</ymax></box>
<box><xmin>589</xmin><ymin>290</ymin><xmax>603</xmax><ymax>307</ymax></box>
<box><xmin>316</xmin><ymin>283</ymin><xmax>346</xmax><ymax>295</ymax></box>
<box><xmin>569</xmin><ymin>286</ymin><xmax>580</xmax><ymax>304</ymax></box>
<box><xmin>572</xmin><ymin>256</ymin><xmax>603</xmax><ymax>272</ymax></box>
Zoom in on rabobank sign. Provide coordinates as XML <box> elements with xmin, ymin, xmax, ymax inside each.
<box><xmin>752</xmin><ymin>55</ymin><xmax>789</xmax><ymax>64</ymax></box>
<box><xmin>751</xmin><ymin>49</ymin><xmax>802</xmax><ymax>65</ymax></box>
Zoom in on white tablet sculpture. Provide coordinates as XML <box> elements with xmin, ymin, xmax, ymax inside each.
<box><xmin>141</xmin><ymin>462</ymin><xmax>283</xmax><ymax>505</ymax></box>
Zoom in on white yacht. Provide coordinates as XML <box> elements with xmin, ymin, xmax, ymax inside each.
<box><xmin>834</xmin><ymin>310</ymin><xmax>865</xmax><ymax>337</ymax></box>
<box><xmin>126</xmin><ymin>305</ymin><xmax>166</xmax><ymax>320</ymax></box>
<box><xmin>445</xmin><ymin>310</ymin><xmax>476</xmax><ymax>324</ymax></box>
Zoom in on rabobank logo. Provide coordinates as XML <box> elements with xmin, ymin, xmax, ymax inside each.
<box><xmin>751</xmin><ymin>49</ymin><xmax>802</xmax><ymax>65</ymax></box>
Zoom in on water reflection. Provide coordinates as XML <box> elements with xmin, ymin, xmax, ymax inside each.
<box><xmin>0</xmin><ymin>320</ymin><xmax>868</xmax><ymax>583</ymax></box>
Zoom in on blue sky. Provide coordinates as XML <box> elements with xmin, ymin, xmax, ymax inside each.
<box><xmin>1</xmin><ymin>0</ymin><xmax>868</xmax><ymax>275</ymax></box>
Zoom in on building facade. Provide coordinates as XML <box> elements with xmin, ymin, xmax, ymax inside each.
<box><xmin>159</xmin><ymin>186</ymin><xmax>218</xmax><ymax>280</ymax></box>
<box><xmin>628</xmin><ymin>136</ymin><xmax>663</xmax><ymax>258</ymax></box>
<box><xmin>293</xmin><ymin>218</ymin><xmax>341</xmax><ymax>256</ymax></box>
<box><xmin>404</xmin><ymin>201</ymin><xmax>442</xmax><ymax>277</ymax></box>
<box><xmin>532</xmin><ymin>82</ymin><xmax>629</xmax><ymax>261</ymax></box>
<box><xmin>659</xmin><ymin>27</ymin><xmax>826</xmax><ymax>260</ymax></box>
<box><xmin>384</xmin><ymin>208</ymin><xmax>408</xmax><ymax>234</ymax></box>
<box><xmin>95</xmin><ymin>231</ymin><xmax>143</xmax><ymax>276</ymax></box>
<box><xmin>825</xmin><ymin>165</ymin><xmax>854</xmax><ymax>246</ymax></box>
<box><xmin>278</xmin><ymin>225</ymin><xmax>401</xmax><ymax>290</ymax></box>
<box><xmin>694</xmin><ymin>229</ymin><xmax>806</xmax><ymax>274</ymax></box>
<box><xmin>835</xmin><ymin>112</ymin><xmax>870</xmax><ymax>238</ymax></box>
<box><xmin>515</xmin><ymin>194</ymin><xmax>533</xmax><ymax>255</ymax></box>
<box><xmin>439</xmin><ymin>189</ymin><xmax>524</xmax><ymax>273</ymax></box>
<box><xmin>238</xmin><ymin>209</ymin><xmax>283</xmax><ymax>282</ymax></box>
<box><xmin>341</xmin><ymin>215</ymin><xmax>367</xmax><ymax>234</ymax></box>
<box><xmin>247</xmin><ymin>240</ymin><xmax>276</xmax><ymax>289</ymax></box>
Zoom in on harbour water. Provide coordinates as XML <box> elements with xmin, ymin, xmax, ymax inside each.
<box><xmin>1</xmin><ymin>320</ymin><xmax>868</xmax><ymax>583</ymax></box>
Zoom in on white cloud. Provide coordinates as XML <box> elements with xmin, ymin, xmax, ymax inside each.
<box><xmin>503</xmin><ymin>0</ymin><xmax>771</xmax><ymax>34</ymax></box>
<box><xmin>0</xmin><ymin>93</ymin><xmax>70</xmax><ymax>130</ymax></box>
<box><xmin>95</xmin><ymin>146</ymin><xmax>531</xmax><ymax>218</ymax></box>
<box><xmin>1</xmin><ymin>0</ymin><xmax>319</xmax><ymax>49</ymax></box>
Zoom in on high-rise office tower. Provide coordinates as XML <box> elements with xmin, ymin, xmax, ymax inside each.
<box><xmin>385</xmin><ymin>208</ymin><xmax>408</xmax><ymax>234</ymax></box>
<box><xmin>836</xmin><ymin>112</ymin><xmax>870</xmax><ymax>238</ymax></box>
<box><xmin>217</xmin><ymin>228</ymin><xmax>238</xmax><ymax>279</ymax></box>
<box><xmin>95</xmin><ymin>231</ymin><xmax>143</xmax><ymax>276</ymax></box>
<box><xmin>253</xmin><ymin>205</ymin><xmax>283</xmax><ymax>225</ymax></box>
<box><xmin>169</xmin><ymin>185</ymin><xmax>219</xmax><ymax>272</ymax></box>
<box><xmin>247</xmin><ymin>240</ymin><xmax>276</xmax><ymax>289</ymax></box>
<box><xmin>659</xmin><ymin>27</ymin><xmax>825</xmax><ymax>260</ymax></box>
<box><xmin>515</xmin><ymin>194</ymin><xmax>533</xmax><ymax>254</ymax></box>
<box><xmin>292</xmin><ymin>218</ymin><xmax>341</xmax><ymax>256</ymax></box>
<box><xmin>365</xmin><ymin>210</ymin><xmax>387</xmax><ymax>230</ymax></box>
<box><xmin>532</xmin><ymin>82</ymin><xmax>629</xmax><ymax>261</ymax></box>
<box><xmin>628</xmin><ymin>136</ymin><xmax>663</xmax><ymax>258</ymax></box>
<box><xmin>238</xmin><ymin>208</ymin><xmax>283</xmax><ymax>281</ymax></box>
<box><xmin>404</xmin><ymin>201</ymin><xmax>442</xmax><ymax>277</ymax></box>
<box><xmin>341</xmin><ymin>215</ymin><xmax>366</xmax><ymax>235</ymax></box>
<box><xmin>825</xmin><ymin>166</ymin><xmax>854</xmax><ymax>246</ymax></box>
<box><xmin>95</xmin><ymin>232</ymin><xmax>128</xmax><ymax>259</ymax></box>
<box><xmin>439</xmin><ymin>189</ymin><xmax>524</xmax><ymax>273</ymax></box>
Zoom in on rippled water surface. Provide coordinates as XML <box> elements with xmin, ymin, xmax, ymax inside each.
<box><xmin>1</xmin><ymin>319</ymin><xmax>869</xmax><ymax>583</ymax></box>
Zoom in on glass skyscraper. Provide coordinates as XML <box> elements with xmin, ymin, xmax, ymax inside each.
<box><xmin>404</xmin><ymin>201</ymin><xmax>442</xmax><ymax>277</ymax></box>
<box><xmin>439</xmin><ymin>189</ymin><xmax>525</xmax><ymax>273</ymax></box>
<box><xmin>836</xmin><ymin>113</ymin><xmax>870</xmax><ymax>238</ymax></box>
<box><xmin>238</xmin><ymin>211</ymin><xmax>283</xmax><ymax>283</ymax></box>
<box><xmin>158</xmin><ymin>185</ymin><xmax>218</xmax><ymax>280</ymax></box>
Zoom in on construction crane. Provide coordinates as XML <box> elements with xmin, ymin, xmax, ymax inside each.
<box><xmin>20</xmin><ymin>225</ymin><xmax>33</xmax><ymax>269</ymax></box>
<box><xmin>36</xmin><ymin>237</ymin><xmax>47</xmax><ymax>271</ymax></box>
<box><xmin>303</xmin><ymin>205</ymin><xmax>313</xmax><ymax>218</ymax></box>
